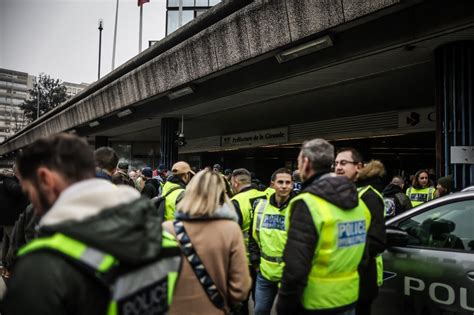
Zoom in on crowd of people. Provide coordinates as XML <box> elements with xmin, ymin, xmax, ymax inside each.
<box><xmin>0</xmin><ymin>133</ymin><xmax>458</xmax><ymax>315</ymax></box>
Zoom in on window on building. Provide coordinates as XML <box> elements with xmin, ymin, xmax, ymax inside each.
<box><xmin>167</xmin><ymin>9</ymin><xmax>194</xmax><ymax>34</ymax></box>
<box><xmin>168</xmin><ymin>0</ymin><xmax>194</xmax><ymax>7</ymax></box>
<box><xmin>195</xmin><ymin>0</ymin><xmax>209</xmax><ymax>6</ymax></box>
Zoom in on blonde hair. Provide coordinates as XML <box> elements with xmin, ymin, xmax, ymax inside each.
<box><xmin>177</xmin><ymin>169</ymin><xmax>234</xmax><ymax>216</ymax></box>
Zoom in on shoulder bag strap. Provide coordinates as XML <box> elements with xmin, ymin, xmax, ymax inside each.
<box><xmin>173</xmin><ymin>220</ymin><xmax>227</xmax><ymax>311</ymax></box>
<box><xmin>164</xmin><ymin>185</ymin><xmax>182</xmax><ymax>198</ymax></box>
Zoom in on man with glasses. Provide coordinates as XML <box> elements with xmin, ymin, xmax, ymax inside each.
<box><xmin>335</xmin><ymin>148</ymin><xmax>386</xmax><ymax>315</ymax></box>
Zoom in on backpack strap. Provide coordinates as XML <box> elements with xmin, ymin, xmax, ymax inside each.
<box><xmin>164</xmin><ymin>185</ymin><xmax>183</xmax><ymax>198</ymax></box>
<box><xmin>173</xmin><ymin>220</ymin><xmax>226</xmax><ymax>311</ymax></box>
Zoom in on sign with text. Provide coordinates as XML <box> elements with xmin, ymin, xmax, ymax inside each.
<box><xmin>398</xmin><ymin>108</ymin><xmax>436</xmax><ymax>130</ymax></box>
<box><xmin>221</xmin><ymin>127</ymin><xmax>288</xmax><ymax>148</ymax></box>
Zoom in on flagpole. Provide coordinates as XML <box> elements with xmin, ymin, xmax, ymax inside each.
<box><xmin>112</xmin><ymin>0</ymin><xmax>120</xmax><ymax>70</ymax></box>
<box><xmin>139</xmin><ymin>4</ymin><xmax>143</xmax><ymax>53</ymax></box>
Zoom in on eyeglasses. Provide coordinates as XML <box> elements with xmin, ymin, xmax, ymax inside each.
<box><xmin>333</xmin><ymin>160</ymin><xmax>357</xmax><ymax>166</ymax></box>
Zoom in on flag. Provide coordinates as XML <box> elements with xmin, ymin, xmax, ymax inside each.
<box><xmin>138</xmin><ymin>0</ymin><xmax>149</xmax><ymax>6</ymax></box>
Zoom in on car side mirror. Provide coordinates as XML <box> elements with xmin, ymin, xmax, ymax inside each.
<box><xmin>386</xmin><ymin>226</ymin><xmax>409</xmax><ymax>247</ymax></box>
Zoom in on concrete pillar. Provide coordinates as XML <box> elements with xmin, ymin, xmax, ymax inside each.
<box><xmin>95</xmin><ymin>136</ymin><xmax>109</xmax><ymax>149</ymax></box>
<box><xmin>435</xmin><ymin>41</ymin><xmax>474</xmax><ymax>190</ymax></box>
<box><xmin>160</xmin><ymin>118</ymin><xmax>179</xmax><ymax>169</ymax></box>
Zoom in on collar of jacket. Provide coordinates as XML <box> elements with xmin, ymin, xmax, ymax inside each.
<box><xmin>237</xmin><ymin>185</ymin><xmax>254</xmax><ymax>194</ymax></box>
<box><xmin>301</xmin><ymin>169</ymin><xmax>332</xmax><ymax>190</ymax></box>
<box><xmin>269</xmin><ymin>192</ymin><xmax>294</xmax><ymax>210</ymax></box>
<box><xmin>175</xmin><ymin>204</ymin><xmax>238</xmax><ymax>222</ymax></box>
<box><xmin>39</xmin><ymin>178</ymin><xmax>140</xmax><ymax>227</ymax></box>
<box><xmin>166</xmin><ymin>175</ymin><xmax>186</xmax><ymax>188</ymax></box>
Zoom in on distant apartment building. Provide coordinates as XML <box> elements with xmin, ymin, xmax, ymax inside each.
<box><xmin>0</xmin><ymin>68</ymin><xmax>32</xmax><ymax>142</ymax></box>
<box><xmin>63</xmin><ymin>81</ymin><xmax>89</xmax><ymax>98</ymax></box>
<box><xmin>166</xmin><ymin>0</ymin><xmax>221</xmax><ymax>35</ymax></box>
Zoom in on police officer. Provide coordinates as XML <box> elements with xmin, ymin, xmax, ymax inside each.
<box><xmin>335</xmin><ymin>148</ymin><xmax>386</xmax><ymax>315</ymax></box>
<box><xmin>252</xmin><ymin>168</ymin><xmax>293</xmax><ymax>315</ymax></box>
<box><xmin>277</xmin><ymin>139</ymin><xmax>370</xmax><ymax>315</ymax></box>
<box><xmin>406</xmin><ymin>169</ymin><xmax>435</xmax><ymax>206</ymax></box>
<box><xmin>160</xmin><ymin>161</ymin><xmax>194</xmax><ymax>221</ymax></box>
<box><xmin>1</xmin><ymin>134</ymin><xmax>181</xmax><ymax>315</ymax></box>
<box><xmin>230</xmin><ymin>168</ymin><xmax>267</xmax><ymax>315</ymax></box>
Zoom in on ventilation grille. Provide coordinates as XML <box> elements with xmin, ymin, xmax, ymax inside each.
<box><xmin>180</xmin><ymin>136</ymin><xmax>221</xmax><ymax>154</ymax></box>
<box><xmin>289</xmin><ymin>111</ymin><xmax>399</xmax><ymax>142</ymax></box>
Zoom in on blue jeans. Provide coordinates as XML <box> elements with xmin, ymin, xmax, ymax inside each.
<box><xmin>254</xmin><ymin>272</ymin><xmax>279</xmax><ymax>315</ymax></box>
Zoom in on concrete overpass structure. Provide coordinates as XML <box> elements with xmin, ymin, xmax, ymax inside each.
<box><xmin>1</xmin><ymin>0</ymin><xmax>473</xmax><ymax>189</ymax></box>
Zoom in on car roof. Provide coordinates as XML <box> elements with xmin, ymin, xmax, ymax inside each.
<box><xmin>386</xmin><ymin>189</ymin><xmax>474</xmax><ymax>225</ymax></box>
<box><xmin>461</xmin><ymin>186</ymin><xmax>474</xmax><ymax>192</ymax></box>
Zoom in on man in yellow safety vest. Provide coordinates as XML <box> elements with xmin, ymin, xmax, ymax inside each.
<box><xmin>231</xmin><ymin>168</ymin><xmax>266</xmax><ymax>315</ymax></box>
<box><xmin>277</xmin><ymin>139</ymin><xmax>370</xmax><ymax>315</ymax></box>
<box><xmin>1</xmin><ymin>134</ymin><xmax>181</xmax><ymax>315</ymax></box>
<box><xmin>251</xmin><ymin>168</ymin><xmax>293</xmax><ymax>315</ymax></box>
<box><xmin>335</xmin><ymin>148</ymin><xmax>386</xmax><ymax>315</ymax></box>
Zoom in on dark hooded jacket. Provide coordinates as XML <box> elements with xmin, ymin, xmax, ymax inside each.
<box><xmin>355</xmin><ymin>160</ymin><xmax>387</xmax><ymax>304</ymax></box>
<box><xmin>0</xmin><ymin>172</ymin><xmax>29</xmax><ymax>226</ymax></box>
<box><xmin>382</xmin><ymin>183</ymin><xmax>413</xmax><ymax>216</ymax></box>
<box><xmin>277</xmin><ymin>171</ymin><xmax>360</xmax><ymax>315</ymax></box>
<box><xmin>141</xmin><ymin>177</ymin><xmax>160</xmax><ymax>198</ymax></box>
<box><xmin>1</xmin><ymin>179</ymin><xmax>175</xmax><ymax>315</ymax></box>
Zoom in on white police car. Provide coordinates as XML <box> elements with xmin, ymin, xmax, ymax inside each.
<box><xmin>373</xmin><ymin>190</ymin><xmax>474</xmax><ymax>314</ymax></box>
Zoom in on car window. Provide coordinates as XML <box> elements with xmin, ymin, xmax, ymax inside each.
<box><xmin>398</xmin><ymin>199</ymin><xmax>474</xmax><ymax>251</ymax></box>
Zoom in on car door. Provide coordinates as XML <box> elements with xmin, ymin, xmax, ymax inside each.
<box><xmin>374</xmin><ymin>198</ymin><xmax>474</xmax><ymax>315</ymax></box>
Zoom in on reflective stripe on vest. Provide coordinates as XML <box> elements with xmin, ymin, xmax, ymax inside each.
<box><xmin>289</xmin><ymin>192</ymin><xmax>370</xmax><ymax>310</ymax></box>
<box><xmin>108</xmin><ymin>255</ymin><xmax>181</xmax><ymax>308</ymax></box>
<box><xmin>19</xmin><ymin>232</ymin><xmax>181</xmax><ymax>315</ymax></box>
<box><xmin>18</xmin><ymin>233</ymin><xmax>116</xmax><ymax>272</ymax></box>
<box><xmin>231</xmin><ymin>188</ymin><xmax>267</xmax><ymax>264</ymax></box>
<box><xmin>358</xmin><ymin>185</ymin><xmax>384</xmax><ymax>287</ymax></box>
<box><xmin>162</xmin><ymin>182</ymin><xmax>185</xmax><ymax>221</ymax></box>
<box><xmin>252</xmin><ymin>199</ymin><xmax>268</xmax><ymax>243</ymax></box>
<box><xmin>406</xmin><ymin>186</ymin><xmax>435</xmax><ymax>207</ymax></box>
<box><xmin>252</xmin><ymin>197</ymin><xmax>289</xmax><ymax>282</ymax></box>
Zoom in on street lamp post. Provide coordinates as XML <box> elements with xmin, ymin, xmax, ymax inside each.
<box><xmin>98</xmin><ymin>19</ymin><xmax>104</xmax><ymax>80</ymax></box>
<box><xmin>36</xmin><ymin>78</ymin><xmax>40</xmax><ymax>120</ymax></box>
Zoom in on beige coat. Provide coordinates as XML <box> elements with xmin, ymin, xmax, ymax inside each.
<box><xmin>163</xmin><ymin>214</ymin><xmax>251</xmax><ymax>315</ymax></box>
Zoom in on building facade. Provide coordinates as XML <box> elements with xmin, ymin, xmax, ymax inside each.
<box><xmin>0</xmin><ymin>69</ymin><xmax>32</xmax><ymax>143</ymax></box>
<box><xmin>1</xmin><ymin>1</ymin><xmax>473</xmax><ymax>190</ymax></box>
<box><xmin>62</xmin><ymin>82</ymin><xmax>89</xmax><ymax>98</ymax></box>
<box><xmin>166</xmin><ymin>0</ymin><xmax>221</xmax><ymax>35</ymax></box>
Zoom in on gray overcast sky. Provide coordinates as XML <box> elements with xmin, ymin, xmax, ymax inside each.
<box><xmin>0</xmin><ymin>0</ymin><xmax>167</xmax><ymax>84</ymax></box>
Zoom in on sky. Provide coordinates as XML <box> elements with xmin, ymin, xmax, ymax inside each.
<box><xmin>0</xmin><ymin>0</ymin><xmax>167</xmax><ymax>84</ymax></box>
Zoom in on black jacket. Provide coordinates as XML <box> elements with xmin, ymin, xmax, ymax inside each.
<box><xmin>141</xmin><ymin>178</ymin><xmax>161</xmax><ymax>199</ymax></box>
<box><xmin>1</xmin><ymin>183</ymin><xmax>169</xmax><ymax>315</ymax></box>
<box><xmin>277</xmin><ymin>172</ymin><xmax>360</xmax><ymax>315</ymax></box>
<box><xmin>5</xmin><ymin>204</ymin><xmax>39</xmax><ymax>268</ymax></box>
<box><xmin>0</xmin><ymin>174</ymin><xmax>29</xmax><ymax>226</ymax></box>
<box><xmin>355</xmin><ymin>160</ymin><xmax>387</xmax><ymax>303</ymax></box>
<box><xmin>382</xmin><ymin>183</ymin><xmax>413</xmax><ymax>216</ymax></box>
